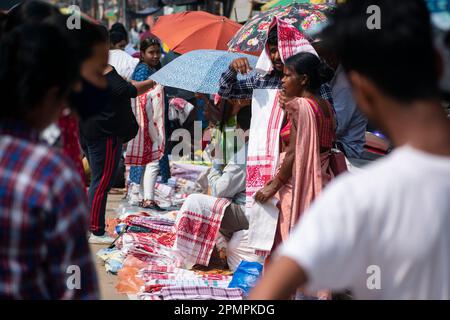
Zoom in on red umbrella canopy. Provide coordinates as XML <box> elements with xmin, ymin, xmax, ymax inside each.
<box><xmin>152</xmin><ymin>11</ymin><xmax>242</xmax><ymax>54</ymax></box>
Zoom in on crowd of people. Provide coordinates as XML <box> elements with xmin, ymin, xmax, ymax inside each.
<box><xmin>0</xmin><ymin>0</ymin><xmax>449</xmax><ymax>300</ymax></box>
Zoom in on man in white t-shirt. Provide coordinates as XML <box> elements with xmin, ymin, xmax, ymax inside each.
<box><xmin>250</xmin><ymin>0</ymin><xmax>450</xmax><ymax>300</ymax></box>
<box><xmin>108</xmin><ymin>48</ymin><xmax>139</xmax><ymax>81</ymax></box>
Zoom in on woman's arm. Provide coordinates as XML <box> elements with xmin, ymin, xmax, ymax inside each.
<box><xmin>131</xmin><ymin>79</ymin><xmax>156</xmax><ymax>96</ymax></box>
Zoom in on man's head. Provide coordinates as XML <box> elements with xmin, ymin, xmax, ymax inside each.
<box><xmin>0</xmin><ymin>23</ymin><xmax>79</xmax><ymax>130</ymax></box>
<box><xmin>110</xmin><ymin>22</ymin><xmax>128</xmax><ymax>41</ymax></box>
<box><xmin>1</xmin><ymin>0</ymin><xmax>60</xmax><ymax>35</ymax></box>
<box><xmin>322</xmin><ymin>0</ymin><xmax>440</xmax><ymax>124</ymax></box>
<box><xmin>109</xmin><ymin>30</ymin><xmax>127</xmax><ymax>50</ymax></box>
<box><xmin>71</xmin><ymin>21</ymin><xmax>109</xmax><ymax>89</ymax></box>
<box><xmin>311</xmin><ymin>39</ymin><xmax>339</xmax><ymax>71</ymax></box>
<box><xmin>141</xmin><ymin>23</ymin><xmax>150</xmax><ymax>33</ymax></box>
<box><xmin>267</xmin><ymin>26</ymin><xmax>283</xmax><ymax>72</ymax></box>
<box><xmin>1</xmin><ymin>1</ymin><xmax>110</xmax><ymax>121</ymax></box>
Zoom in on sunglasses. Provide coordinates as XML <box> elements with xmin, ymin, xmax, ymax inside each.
<box><xmin>144</xmin><ymin>38</ymin><xmax>160</xmax><ymax>45</ymax></box>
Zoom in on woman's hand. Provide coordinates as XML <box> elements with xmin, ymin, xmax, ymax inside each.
<box><xmin>255</xmin><ymin>180</ymin><xmax>278</xmax><ymax>203</ymax></box>
<box><xmin>280</xmin><ymin>90</ymin><xmax>297</xmax><ymax>116</ymax></box>
<box><xmin>280</xmin><ymin>89</ymin><xmax>295</xmax><ymax>106</ymax></box>
<box><xmin>132</xmin><ymin>79</ymin><xmax>156</xmax><ymax>95</ymax></box>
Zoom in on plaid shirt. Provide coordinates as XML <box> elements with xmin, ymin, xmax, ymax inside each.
<box><xmin>319</xmin><ymin>82</ymin><xmax>334</xmax><ymax>107</ymax></box>
<box><xmin>0</xmin><ymin>121</ymin><xmax>99</xmax><ymax>299</ymax></box>
<box><xmin>218</xmin><ymin>67</ymin><xmax>282</xmax><ymax>100</ymax></box>
<box><xmin>218</xmin><ymin>67</ymin><xmax>336</xmax><ymax>107</ymax></box>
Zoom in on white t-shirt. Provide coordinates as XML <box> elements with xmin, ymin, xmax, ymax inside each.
<box><xmin>108</xmin><ymin>49</ymin><xmax>139</xmax><ymax>81</ymax></box>
<box><xmin>280</xmin><ymin>145</ymin><xmax>450</xmax><ymax>299</ymax></box>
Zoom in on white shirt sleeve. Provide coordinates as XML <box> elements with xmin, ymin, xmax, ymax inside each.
<box><xmin>278</xmin><ymin>174</ymin><xmax>370</xmax><ymax>292</ymax></box>
<box><xmin>207</xmin><ymin>143</ymin><xmax>247</xmax><ymax>199</ymax></box>
<box><xmin>207</xmin><ymin>160</ymin><xmax>246</xmax><ymax>199</ymax></box>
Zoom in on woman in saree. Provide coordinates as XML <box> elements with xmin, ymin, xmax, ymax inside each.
<box><xmin>255</xmin><ymin>51</ymin><xmax>335</xmax><ymax>251</ymax></box>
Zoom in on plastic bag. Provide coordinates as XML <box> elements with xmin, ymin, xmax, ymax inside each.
<box><xmin>105</xmin><ymin>218</ymin><xmax>122</xmax><ymax>237</ymax></box>
<box><xmin>228</xmin><ymin>260</ymin><xmax>263</xmax><ymax>297</ymax></box>
<box><xmin>227</xmin><ymin>230</ymin><xmax>265</xmax><ymax>271</ymax></box>
<box><xmin>122</xmin><ymin>255</ymin><xmax>148</xmax><ymax>269</ymax></box>
<box><xmin>116</xmin><ymin>267</ymin><xmax>144</xmax><ymax>294</ymax></box>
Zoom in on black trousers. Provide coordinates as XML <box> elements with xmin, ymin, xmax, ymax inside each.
<box><xmin>81</xmin><ymin>135</ymin><xmax>122</xmax><ymax>236</ymax></box>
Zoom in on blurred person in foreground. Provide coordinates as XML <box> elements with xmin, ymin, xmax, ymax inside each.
<box><xmin>250</xmin><ymin>0</ymin><xmax>450</xmax><ymax>300</ymax></box>
<box><xmin>0</xmin><ymin>20</ymin><xmax>98</xmax><ymax>298</ymax></box>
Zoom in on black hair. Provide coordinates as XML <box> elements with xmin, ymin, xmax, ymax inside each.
<box><xmin>267</xmin><ymin>26</ymin><xmax>277</xmax><ymax>46</ymax></box>
<box><xmin>321</xmin><ymin>0</ymin><xmax>439</xmax><ymax>102</ymax></box>
<box><xmin>285</xmin><ymin>52</ymin><xmax>334</xmax><ymax>92</ymax></box>
<box><xmin>109</xmin><ymin>30</ymin><xmax>127</xmax><ymax>46</ymax></box>
<box><xmin>237</xmin><ymin>105</ymin><xmax>252</xmax><ymax>131</ymax></box>
<box><xmin>141</xmin><ymin>23</ymin><xmax>150</xmax><ymax>32</ymax></box>
<box><xmin>140</xmin><ymin>36</ymin><xmax>161</xmax><ymax>52</ymax></box>
<box><xmin>0</xmin><ymin>23</ymin><xmax>79</xmax><ymax>119</ymax></box>
<box><xmin>0</xmin><ymin>0</ymin><xmax>108</xmax><ymax>80</ymax></box>
<box><xmin>47</xmin><ymin>16</ymin><xmax>108</xmax><ymax>63</ymax></box>
<box><xmin>0</xmin><ymin>11</ymin><xmax>8</xmax><ymax>36</ymax></box>
<box><xmin>140</xmin><ymin>37</ymin><xmax>162</xmax><ymax>69</ymax></box>
<box><xmin>1</xmin><ymin>0</ymin><xmax>61</xmax><ymax>35</ymax></box>
<box><xmin>110</xmin><ymin>22</ymin><xmax>128</xmax><ymax>40</ymax></box>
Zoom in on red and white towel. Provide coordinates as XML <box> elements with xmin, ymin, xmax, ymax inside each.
<box><xmin>245</xmin><ymin>89</ymin><xmax>284</xmax><ymax>208</ymax></box>
<box><xmin>126</xmin><ymin>84</ymin><xmax>165</xmax><ymax>166</ymax></box>
<box><xmin>255</xmin><ymin>17</ymin><xmax>318</xmax><ymax>76</ymax></box>
<box><xmin>168</xmin><ymin>97</ymin><xmax>195</xmax><ymax>126</ymax></box>
<box><xmin>173</xmin><ymin>194</ymin><xmax>231</xmax><ymax>268</ymax></box>
<box><xmin>160</xmin><ymin>286</ymin><xmax>243</xmax><ymax>300</ymax></box>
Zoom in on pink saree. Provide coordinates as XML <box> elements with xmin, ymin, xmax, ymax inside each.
<box><xmin>286</xmin><ymin>97</ymin><xmax>333</xmax><ymax>223</ymax></box>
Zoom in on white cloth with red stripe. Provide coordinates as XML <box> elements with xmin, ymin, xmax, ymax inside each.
<box><xmin>245</xmin><ymin>89</ymin><xmax>283</xmax><ymax>255</ymax></box>
<box><xmin>255</xmin><ymin>17</ymin><xmax>318</xmax><ymax>76</ymax></box>
<box><xmin>172</xmin><ymin>194</ymin><xmax>231</xmax><ymax>269</ymax></box>
<box><xmin>126</xmin><ymin>84</ymin><xmax>165</xmax><ymax>166</ymax></box>
<box><xmin>168</xmin><ymin>97</ymin><xmax>195</xmax><ymax>125</ymax></box>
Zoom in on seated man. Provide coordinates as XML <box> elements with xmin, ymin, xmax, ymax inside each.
<box><xmin>173</xmin><ymin>106</ymin><xmax>252</xmax><ymax>268</ymax></box>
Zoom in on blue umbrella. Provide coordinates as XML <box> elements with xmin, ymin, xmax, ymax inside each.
<box><xmin>150</xmin><ymin>49</ymin><xmax>259</xmax><ymax>95</ymax></box>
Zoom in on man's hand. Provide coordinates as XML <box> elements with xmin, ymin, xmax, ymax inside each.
<box><xmin>231</xmin><ymin>58</ymin><xmax>252</xmax><ymax>75</ymax></box>
<box><xmin>249</xmin><ymin>256</ymin><xmax>309</xmax><ymax>300</ymax></box>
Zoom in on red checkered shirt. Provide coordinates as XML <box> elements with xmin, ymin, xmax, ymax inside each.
<box><xmin>0</xmin><ymin>121</ymin><xmax>99</xmax><ymax>299</ymax></box>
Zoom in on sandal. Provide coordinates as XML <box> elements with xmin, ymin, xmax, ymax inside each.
<box><xmin>140</xmin><ymin>199</ymin><xmax>166</xmax><ymax>211</ymax></box>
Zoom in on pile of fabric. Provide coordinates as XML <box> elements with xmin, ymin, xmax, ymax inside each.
<box><xmin>97</xmin><ymin>161</ymin><xmax>248</xmax><ymax>300</ymax></box>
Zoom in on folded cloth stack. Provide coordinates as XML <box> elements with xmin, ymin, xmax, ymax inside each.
<box><xmin>124</xmin><ymin>215</ymin><xmax>176</xmax><ymax>233</ymax></box>
<box><xmin>160</xmin><ymin>286</ymin><xmax>243</xmax><ymax>300</ymax></box>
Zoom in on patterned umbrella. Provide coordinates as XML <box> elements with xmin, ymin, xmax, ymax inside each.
<box><xmin>262</xmin><ymin>0</ymin><xmax>310</xmax><ymax>12</ymax></box>
<box><xmin>228</xmin><ymin>3</ymin><xmax>335</xmax><ymax>53</ymax></box>
<box><xmin>149</xmin><ymin>50</ymin><xmax>258</xmax><ymax>94</ymax></box>
<box><xmin>261</xmin><ymin>0</ymin><xmax>342</xmax><ymax>11</ymax></box>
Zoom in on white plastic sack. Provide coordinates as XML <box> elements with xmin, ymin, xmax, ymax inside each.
<box><xmin>227</xmin><ymin>230</ymin><xmax>265</xmax><ymax>272</ymax></box>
